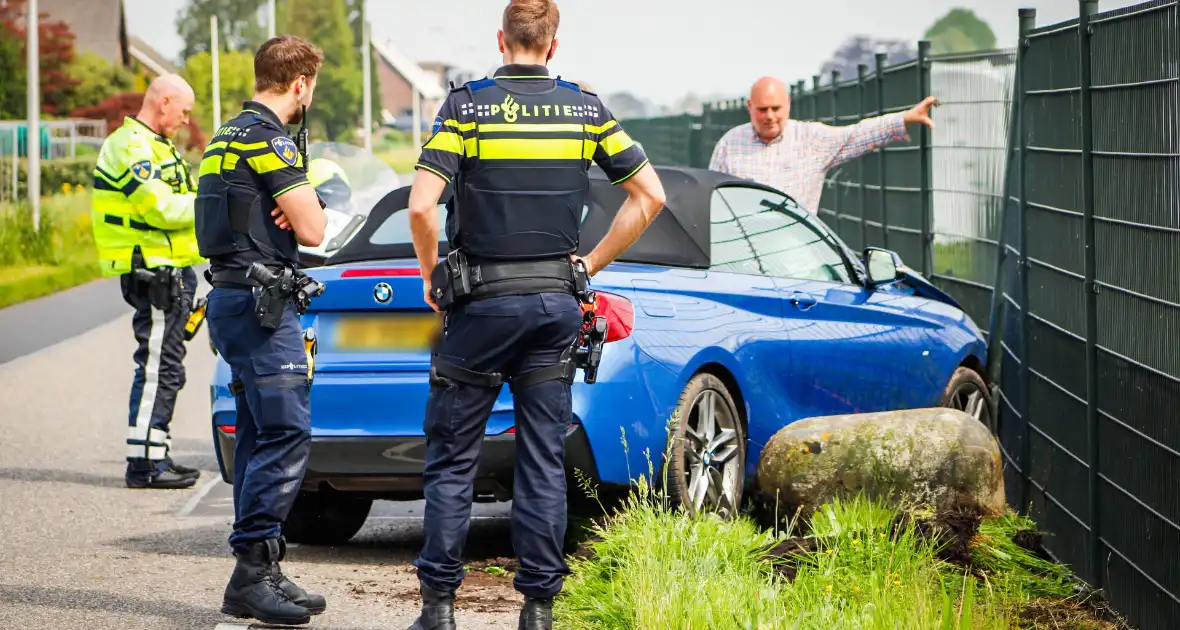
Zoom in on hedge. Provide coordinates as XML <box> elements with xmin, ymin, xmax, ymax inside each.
<box><xmin>10</xmin><ymin>156</ymin><xmax>96</xmax><ymax>197</ymax></box>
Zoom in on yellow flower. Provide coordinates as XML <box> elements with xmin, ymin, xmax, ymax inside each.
<box><xmin>825</xmin><ymin>584</ymin><xmax>832</xmax><ymax>593</ymax></box>
<box><xmin>62</xmin><ymin>182</ymin><xmax>72</xmax><ymax>194</ymax></box>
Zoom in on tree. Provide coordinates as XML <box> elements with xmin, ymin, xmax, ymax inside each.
<box><xmin>60</xmin><ymin>51</ymin><xmax>137</xmax><ymax>114</ymax></box>
<box><xmin>176</xmin><ymin>0</ymin><xmax>265</xmax><ymax>60</ymax></box>
<box><xmin>71</xmin><ymin>92</ymin><xmax>207</xmax><ymax>150</ymax></box>
<box><xmin>280</xmin><ymin>0</ymin><xmax>361</xmax><ymax>142</ymax></box>
<box><xmin>924</xmin><ymin>8</ymin><xmax>997</xmax><ymax>55</ymax></box>
<box><xmin>0</xmin><ymin>21</ymin><xmax>25</xmax><ymax>118</ymax></box>
<box><xmin>182</xmin><ymin>49</ymin><xmax>256</xmax><ymax>135</ymax></box>
<box><xmin>0</xmin><ymin>0</ymin><xmax>81</xmax><ymax>116</ymax></box>
<box><xmin>819</xmin><ymin>36</ymin><xmax>917</xmax><ymax>82</ymax></box>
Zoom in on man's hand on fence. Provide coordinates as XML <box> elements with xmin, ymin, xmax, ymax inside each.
<box><xmin>903</xmin><ymin>96</ymin><xmax>939</xmax><ymax>129</ymax></box>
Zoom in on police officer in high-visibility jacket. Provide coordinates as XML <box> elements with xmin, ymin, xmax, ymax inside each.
<box><xmin>91</xmin><ymin>74</ymin><xmax>204</xmax><ymax>490</ymax></box>
<box><xmin>404</xmin><ymin>2</ymin><xmax>667</xmax><ymax>628</ymax></box>
<box><xmin>195</xmin><ymin>35</ymin><xmax>327</xmax><ymax>627</ymax></box>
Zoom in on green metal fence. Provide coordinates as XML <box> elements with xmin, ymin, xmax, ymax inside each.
<box><xmin>997</xmin><ymin>2</ymin><xmax>1180</xmax><ymax>628</ymax></box>
<box><xmin>622</xmin><ymin>1</ymin><xmax>1179</xmax><ymax>627</ymax></box>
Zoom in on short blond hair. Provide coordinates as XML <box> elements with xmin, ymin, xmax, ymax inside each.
<box><xmin>502</xmin><ymin>0</ymin><xmax>559</xmax><ymax>53</ymax></box>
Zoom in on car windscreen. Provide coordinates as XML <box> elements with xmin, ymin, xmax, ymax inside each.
<box><xmin>326</xmin><ymin>169</ymin><xmax>711</xmax><ymax>268</ymax></box>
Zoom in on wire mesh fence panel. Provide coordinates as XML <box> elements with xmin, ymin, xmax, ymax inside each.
<box><xmin>0</xmin><ymin>128</ymin><xmax>17</xmax><ymax>205</ymax></box>
<box><xmin>1018</xmin><ymin>14</ymin><xmax>1096</xmax><ymax>585</ymax></box>
<box><xmin>928</xmin><ymin>52</ymin><xmax>1016</xmax><ymax>331</ymax></box>
<box><xmin>623</xmin><ymin>114</ymin><xmax>696</xmax><ymax>168</ymax></box>
<box><xmin>697</xmin><ymin>101</ymin><xmax>749</xmax><ymax>168</ymax></box>
<box><xmin>1086</xmin><ymin>1</ymin><xmax>1180</xmax><ymax>626</ymax></box>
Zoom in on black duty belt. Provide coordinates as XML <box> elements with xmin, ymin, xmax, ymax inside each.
<box><xmin>204</xmin><ymin>267</ymin><xmax>261</xmax><ymax>289</ymax></box>
<box><xmin>467</xmin><ymin>258</ymin><xmax>576</xmax><ymax>298</ymax></box>
<box><xmin>104</xmin><ymin>214</ymin><xmax>159</xmax><ymax>232</ymax></box>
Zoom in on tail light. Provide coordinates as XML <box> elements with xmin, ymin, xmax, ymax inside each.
<box><xmin>341</xmin><ymin>268</ymin><xmax>420</xmax><ymax>278</ymax></box>
<box><xmin>218</xmin><ymin>424</ymin><xmax>236</xmax><ymax>434</ymax></box>
<box><xmin>586</xmin><ymin>291</ymin><xmax>634</xmax><ymax>342</ymax></box>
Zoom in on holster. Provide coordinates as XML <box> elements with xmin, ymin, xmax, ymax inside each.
<box><xmin>131</xmin><ymin>249</ymin><xmax>181</xmax><ymax>313</ymax></box>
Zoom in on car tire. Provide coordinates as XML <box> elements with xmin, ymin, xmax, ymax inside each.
<box><xmin>281</xmin><ymin>492</ymin><xmax>373</xmax><ymax>545</ymax></box>
<box><xmin>664</xmin><ymin>373</ymin><xmax>746</xmax><ymax>519</ymax></box>
<box><xmin>941</xmin><ymin>366</ymin><xmax>995</xmax><ymax>433</ymax></box>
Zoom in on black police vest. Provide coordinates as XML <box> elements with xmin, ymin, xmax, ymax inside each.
<box><xmin>194</xmin><ymin>116</ymin><xmax>299</xmax><ymax>269</ymax></box>
<box><xmin>451</xmin><ymin>79</ymin><xmax>591</xmax><ymax>261</ymax></box>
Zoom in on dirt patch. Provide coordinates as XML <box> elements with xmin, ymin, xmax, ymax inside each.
<box><xmin>1019</xmin><ymin>595</ymin><xmax>1130</xmax><ymax>630</ymax></box>
<box><xmin>890</xmin><ymin>506</ymin><xmax>985</xmax><ymax>568</ymax></box>
<box><xmin>762</xmin><ymin>537</ymin><xmax>821</xmax><ymax>581</ymax></box>
<box><xmin>349</xmin><ymin>566</ymin><xmax>520</xmax><ymax>614</ymax></box>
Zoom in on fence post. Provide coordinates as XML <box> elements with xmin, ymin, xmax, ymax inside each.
<box><xmin>986</xmin><ymin>52</ymin><xmax>1023</xmax><ymax>387</ymax></box>
<box><xmin>1017</xmin><ymin>7</ymin><xmax>1036</xmax><ymax>512</ymax></box>
<box><xmin>1078</xmin><ymin>0</ymin><xmax>1102</xmax><ymax>589</ymax></box>
<box><xmin>858</xmin><ymin>63</ymin><xmax>869</xmax><ymax>249</ymax></box>
<box><xmin>812</xmin><ymin>75</ymin><xmax>822</xmax><ymax>121</ymax></box>
<box><xmin>918</xmin><ymin>40</ymin><xmax>933</xmax><ymax>278</ymax></box>
<box><xmin>794</xmin><ymin>81</ymin><xmax>807</xmax><ymax>120</ymax></box>
<box><xmin>876</xmin><ymin>52</ymin><xmax>889</xmax><ymax>250</ymax></box>
<box><xmin>831</xmin><ymin>71</ymin><xmax>841</xmax><ymax>227</ymax></box>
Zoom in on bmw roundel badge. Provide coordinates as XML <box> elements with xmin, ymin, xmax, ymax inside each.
<box><xmin>373</xmin><ymin>282</ymin><xmax>393</xmax><ymax>305</ymax></box>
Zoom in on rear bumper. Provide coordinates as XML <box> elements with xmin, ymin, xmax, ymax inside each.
<box><xmin>214</xmin><ymin>423</ymin><xmax>599</xmax><ymax>501</ymax></box>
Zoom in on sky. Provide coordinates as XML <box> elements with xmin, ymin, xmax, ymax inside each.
<box><xmin>123</xmin><ymin>0</ymin><xmax>1137</xmax><ymax>106</ymax></box>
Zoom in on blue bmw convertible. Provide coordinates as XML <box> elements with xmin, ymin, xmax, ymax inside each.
<box><xmin>208</xmin><ymin>159</ymin><xmax>991</xmax><ymax>544</ymax></box>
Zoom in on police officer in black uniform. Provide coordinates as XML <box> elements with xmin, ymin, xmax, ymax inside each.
<box><xmin>404</xmin><ymin>2</ymin><xmax>667</xmax><ymax>628</ymax></box>
<box><xmin>194</xmin><ymin>35</ymin><xmax>329</xmax><ymax>627</ymax></box>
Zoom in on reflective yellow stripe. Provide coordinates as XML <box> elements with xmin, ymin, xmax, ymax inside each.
<box><xmin>229</xmin><ymin>141</ymin><xmax>268</xmax><ymax>152</ymax></box>
<box><xmin>204</xmin><ymin>141</ymin><xmax>228</xmax><ymax>153</ymax></box>
<box><xmin>199</xmin><ymin>155</ymin><xmax>222</xmax><ymax>177</ymax></box>
<box><xmin>247</xmin><ymin>152</ymin><xmax>291</xmax><ymax>174</ymax></box>
<box><xmin>225</xmin><ymin>153</ymin><xmax>241</xmax><ymax>171</ymax></box>
<box><xmin>586</xmin><ymin>120</ymin><xmax>618</xmax><ymax>135</ymax></box>
<box><xmin>415</xmin><ymin>163</ymin><xmax>451</xmax><ymax>183</ymax></box>
<box><xmin>600</xmin><ymin>130</ymin><xmax>635</xmax><ymax>157</ymax></box>
<box><xmin>478</xmin><ymin>138</ymin><xmax>597</xmax><ymax>160</ymax></box>
<box><xmin>443</xmin><ymin>119</ymin><xmax>476</xmax><ymax>131</ymax></box>
<box><xmin>477</xmin><ymin>123</ymin><xmax>585</xmax><ymax>133</ymax></box>
<box><xmin>424</xmin><ymin>131</ymin><xmax>465</xmax><ymax>155</ymax></box>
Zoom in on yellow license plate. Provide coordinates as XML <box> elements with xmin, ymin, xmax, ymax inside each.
<box><xmin>334</xmin><ymin>314</ymin><xmax>442</xmax><ymax>351</ymax></box>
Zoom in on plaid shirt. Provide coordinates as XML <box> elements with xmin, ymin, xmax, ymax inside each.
<box><xmin>708</xmin><ymin>114</ymin><xmax>909</xmax><ymax>212</ymax></box>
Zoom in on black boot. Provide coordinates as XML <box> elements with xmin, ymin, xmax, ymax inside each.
<box><xmin>405</xmin><ymin>583</ymin><xmax>456</xmax><ymax>630</ymax></box>
<box><xmin>221</xmin><ymin>539</ymin><xmax>312</xmax><ymax>626</ymax></box>
<box><xmin>273</xmin><ymin>537</ymin><xmax>326</xmax><ymax>614</ymax></box>
<box><xmin>518</xmin><ymin>597</ymin><xmax>553</xmax><ymax>630</ymax></box>
<box><xmin>163</xmin><ymin>456</ymin><xmax>201</xmax><ymax>479</ymax></box>
<box><xmin>125</xmin><ymin>464</ymin><xmax>197</xmax><ymax>489</ymax></box>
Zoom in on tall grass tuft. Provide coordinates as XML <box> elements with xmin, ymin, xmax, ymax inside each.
<box><xmin>0</xmin><ymin>189</ymin><xmax>100</xmax><ymax>308</ymax></box>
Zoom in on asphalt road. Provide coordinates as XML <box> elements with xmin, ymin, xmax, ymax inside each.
<box><xmin>0</xmin><ymin>280</ymin><xmax>523</xmax><ymax>629</ymax></box>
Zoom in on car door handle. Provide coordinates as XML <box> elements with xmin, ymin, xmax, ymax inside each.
<box><xmin>788</xmin><ymin>292</ymin><xmax>818</xmax><ymax>310</ymax></box>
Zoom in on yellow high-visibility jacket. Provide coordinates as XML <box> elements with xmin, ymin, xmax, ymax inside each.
<box><xmin>91</xmin><ymin>116</ymin><xmax>204</xmax><ymax>276</ymax></box>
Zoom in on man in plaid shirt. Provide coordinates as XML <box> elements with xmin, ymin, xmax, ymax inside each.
<box><xmin>709</xmin><ymin>76</ymin><xmax>937</xmax><ymax>213</ymax></box>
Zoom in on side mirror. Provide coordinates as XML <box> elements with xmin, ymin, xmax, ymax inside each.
<box><xmin>864</xmin><ymin>247</ymin><xmax>904</xmax><ymax>289</ymax></box>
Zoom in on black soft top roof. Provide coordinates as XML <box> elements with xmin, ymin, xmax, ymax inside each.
<box><xmin>327</xmin><ymin>165</ymin><xmax>789</xmax><ymax>269</ymax></box>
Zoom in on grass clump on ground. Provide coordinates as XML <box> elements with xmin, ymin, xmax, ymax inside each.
<box><xmin>0</xmin><ymin>188</ymin><xmax>100</xmax><ymax>310</ymax></box>
<box><xmin>557</xmin><ymin>482</ymin><xmax>1124</xmax><ymax>630</ymax></box>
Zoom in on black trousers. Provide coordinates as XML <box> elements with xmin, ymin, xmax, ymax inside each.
<box><xmin>413</xmin><ymin>292</ymin><xmax>583</xmax><ymax>600</ymax></box>
<box><xmin>120</xmin><ymin>266</ymin><xmax>197</xmax><ymax>472</ymax></box>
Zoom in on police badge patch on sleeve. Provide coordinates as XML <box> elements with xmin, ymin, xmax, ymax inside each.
<box><xmin>431</xmin><ymin>116</ymin><xmax>443</xmax><ymax>135</ymax></box>
<box><xmin>130</xmin><ymin>160</ymin><xmax>152</xmax><ymax>180</ymax></box>
<box><xmin>271</xmin><ymin>136</ymin><xmax>300</xmax><ymax>167</ymax></box>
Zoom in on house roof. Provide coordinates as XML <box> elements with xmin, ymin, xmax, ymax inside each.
<box><xmin>40</xmin><ymin>0</ymin><xmax>126</xmax><ymax>66</ymax></box>
<box><xmin>371</xmin><ymin>39</ymin><xmax>445</xmax><ymax>100</ymax></box>
<box><xmin>127</xmin><ymin>35</ymin><xmax>178</xmax><ymax>76</ymax></box>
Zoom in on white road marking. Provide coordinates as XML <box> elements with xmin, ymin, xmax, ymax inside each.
<box><xmin>177</xmin><ymin>477</ymin><xmax>222</xmax><ymax>517</ymax></box>
<box><xmin>213</xmin><ymin>624</ymin><xmax>252</xmax><ymax>629</ymax></box>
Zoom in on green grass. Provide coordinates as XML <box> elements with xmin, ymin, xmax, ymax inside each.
<box><xmin>556</xmin><ymin>444</ymin><xmax>1117</xmax><ymax>630</ymax></box>
<box><xmin>0</xmin><ymin>189</ymin><xmax>100</xmax><ymax>310</ymax></box>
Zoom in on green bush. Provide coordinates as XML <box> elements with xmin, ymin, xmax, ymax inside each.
<box><xmin>0</xmin><ymin>189</ymin><xmax>99</xmax><ymax>309</ymax></box>
<box><xmin>13</xmin><ymin>156</ymin><xmax>97</xmax><ymax>197</ymax></box>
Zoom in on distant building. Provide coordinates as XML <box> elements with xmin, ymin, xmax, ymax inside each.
<box><xmin>371</xmin><ymin>39</ymin><xmax>448</xmax><ymax>132</ymax></box>
<box><xmin>34</xmin><ymin>0</ymin><xmax>175</xmax><ymax>78</ymax></box>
